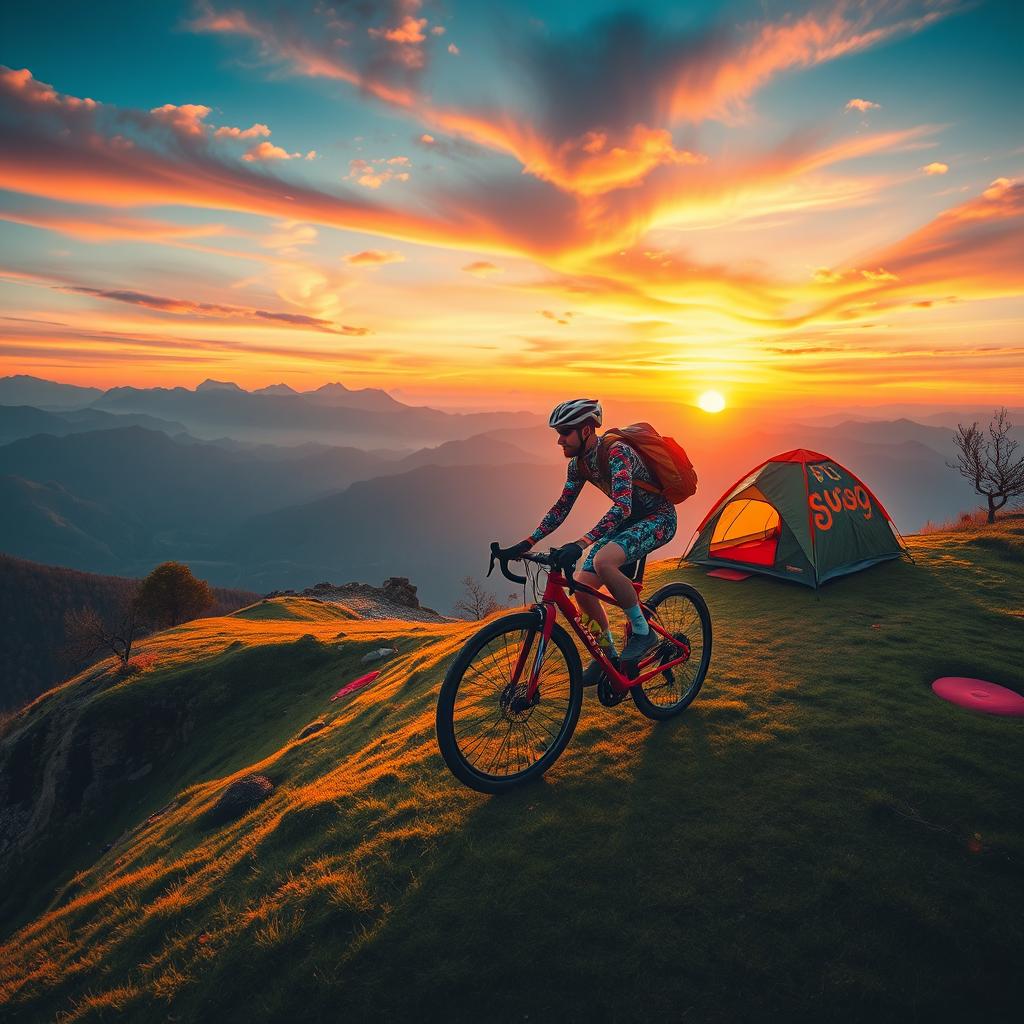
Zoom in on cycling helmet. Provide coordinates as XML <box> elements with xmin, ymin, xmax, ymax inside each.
<box><xmin>548</xmin><ymin>398</ymin><xmax>603</xmax><ymax>430</ymax></box>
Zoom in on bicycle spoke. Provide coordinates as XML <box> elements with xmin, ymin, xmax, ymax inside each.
<box><xmin>635</xmin><ymin>589</ymin><xmax>710</xmax><ymax>711</ymax></box>
<box><xmin>448</xmin><ymin>621</ymin><xmax>575</xmax><ymax>780</ymax></box>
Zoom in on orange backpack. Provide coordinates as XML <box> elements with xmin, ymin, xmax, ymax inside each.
<box><xmin>579</xmin><ymin>422</ymin><xmax>697</xmax><ymax>505</ymax></box>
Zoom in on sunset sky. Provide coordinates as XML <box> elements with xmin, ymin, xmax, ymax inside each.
<box><xmin>1</xmin><ymin>0</ymin><xmax>1022</xmax><ymax>414</ymax></box>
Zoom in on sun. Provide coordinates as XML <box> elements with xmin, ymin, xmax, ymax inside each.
<box><xmin>697</xmin><ymin>390</ymin><xmax>726</xmax><ymax>413</ymax></box>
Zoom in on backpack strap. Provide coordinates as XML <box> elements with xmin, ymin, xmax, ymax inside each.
<box><xmin>579</xmin><ymin>434</ymin><xmax>660</xmax><ymax>496</ymax></box>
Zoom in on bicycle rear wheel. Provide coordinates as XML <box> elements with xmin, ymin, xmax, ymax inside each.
<box><xmin>436</xmin><ymin>612</ymin><xmax>583</xmax><ymax>794</ymax></box>
<box><xmin>630</xmin><ymin>583</ymin><xmax>712</xmax><ymax>721</ymax></box>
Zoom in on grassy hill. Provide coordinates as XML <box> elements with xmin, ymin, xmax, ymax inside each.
<box><xmin>0</xmin><ymin>555</ymin><xmax>259</xmax><ymax>713</ymax></box>
<box><xmin>1</xmin><ymin>523</ymin><xmax>1022</xmax><ymax>1022</ymax></box>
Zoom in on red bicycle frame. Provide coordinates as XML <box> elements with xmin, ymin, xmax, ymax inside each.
<box><xmin>507</xmin><ymin>567</ymin><xmax>691</xmax><ymax>699</ymax></box>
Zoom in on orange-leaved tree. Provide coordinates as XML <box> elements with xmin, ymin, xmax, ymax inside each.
<box><xmin>136</xmin><ymin>561</ymin><xmax>214</xmax><ymax>628</ymax></box>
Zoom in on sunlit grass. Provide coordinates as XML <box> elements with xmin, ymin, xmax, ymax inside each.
<box><xmin>0</xmin><ymin>526</ymin><xmax>1021</xmax><ymax>1021</ymax></box>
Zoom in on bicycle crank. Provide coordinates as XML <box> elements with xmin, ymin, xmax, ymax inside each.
<box><xmin>597</xmin><ymin>676</ymin><xmax>628</xmax><ymax>708</ymax></box>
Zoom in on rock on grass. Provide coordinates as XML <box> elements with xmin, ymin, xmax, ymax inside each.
<box><xmin>205</xmin><ymin>774</ymin><xmax>275</xmax><ymax>826</ymax></box>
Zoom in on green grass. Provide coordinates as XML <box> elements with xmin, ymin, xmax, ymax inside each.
<box><xmin>1</xmin><ymin>523</ymin><xmax>1022</xmax><ymax>1022</ymax></box>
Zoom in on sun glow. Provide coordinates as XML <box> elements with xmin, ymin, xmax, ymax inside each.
<box><xmin>697</xmin><ymin>390</ymin><xmax>726</xmax><ymax>413</ymax></box>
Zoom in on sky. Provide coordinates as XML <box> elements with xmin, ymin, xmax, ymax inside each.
<box><xmin>1</xmin><ymin>0</ymin><xmax>1022</xmax><ymax>415</ymax></box>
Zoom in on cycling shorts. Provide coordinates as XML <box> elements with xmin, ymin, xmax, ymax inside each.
<box><xmin>581</xmin><ymin>502</ymin><xmax>677</xmax><ymax>573</ymax></box>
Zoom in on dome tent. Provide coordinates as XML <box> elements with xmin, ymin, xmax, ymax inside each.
<box><xmin>685</xmin><ymin>449</ymin><xmax>909</xmax><ymax>588</ymax></box>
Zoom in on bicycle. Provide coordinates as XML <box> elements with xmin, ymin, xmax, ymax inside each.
<box><xmin>435</xmin><ymin>542</ymin><xmax>712</xmax><ymax>794</ymax></box>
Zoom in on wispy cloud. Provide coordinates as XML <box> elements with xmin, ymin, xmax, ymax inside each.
<box><xmin>462</xmin><ymin>261</ymin><xmax>501</xmax><ymax>276</ymax></box>
<box><xmin>921</xmin><ymin>161</ymin><xmax>949</xmax><ymax>175</ymax></box>
<box><xmin>845</xmin><ymin>98</ymin><xmax>881</xmax><ymax>112</ymax></box>
<box><xmin>346</xmin><ymin>249</ymin><xmax>405</xmax><ymax>266</ymax></box>
<box><xmin>192</xmin><ymin>2</ymin><xmax>959</xmax><ymax>198</ymax></box>
<box><xmin>63</xmin><ymin>284</ymin><xmax>370</xmax><ymax>333</ymax></box>
<box><xmin>0</xmin><ymin>206</ymin><xmax>228</xmax><ymax>242</ymax></box>
<box><xmin>1</xmin><ymin>263</ymin><xmax>369</xmax><ymax>335</ymax></box>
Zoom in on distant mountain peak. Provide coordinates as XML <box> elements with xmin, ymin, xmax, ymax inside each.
<box><xmin>254</xmin><ymin>383</ymin><xmax>297</xmax><ymax>395</ymax></box>
<box><xmin>196</xmin><ymin>379</ymin><xmax>245</xmax><ymax>393</ymax></box>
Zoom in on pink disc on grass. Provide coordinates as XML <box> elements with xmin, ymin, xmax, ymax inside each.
<box><xmin>931</xmin><ymin>677</ymin><xmax>1024</xmax><ymax>717</ymax></box>
<box><xmin>330</xmin><ymin>670</ymin><xmax>380</xmax><ymax>702</ymax></box>
<box><xmin>706</xmin><ymin>567</ymin><xmax>752</xmax><ymax>581</ymax></box>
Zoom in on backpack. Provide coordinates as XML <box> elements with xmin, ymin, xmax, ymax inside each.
<box><xmin>578</xmin><ymin>422</ymin><xmax>697</xmax><ymax>505</ymax></box>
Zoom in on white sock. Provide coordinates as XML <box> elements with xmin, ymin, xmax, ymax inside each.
<box><xmin>625</xmin><ymin>604</ymin><xmax>649</xmax><ymax>635</ymax></box>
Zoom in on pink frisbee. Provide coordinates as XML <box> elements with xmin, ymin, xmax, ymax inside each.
<box><xmin>931</xmin><ymin>677</ymin><xmax>1024</xmax><ymax>717</ymax></box>
<box><xmin>330</xmin><ymin>670</ymin><xmax>380</xmax><ymax>702</ymax></box>
<box><xmin>706</xmin><ymin>568</ymin><xmax>752</xmax><ymax>581</ymax></box>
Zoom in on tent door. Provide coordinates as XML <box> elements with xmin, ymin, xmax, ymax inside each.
<box><xmin>709</xmin><ymin>495</ymin><xmax>781</xmax><ymax>567</ymax></box>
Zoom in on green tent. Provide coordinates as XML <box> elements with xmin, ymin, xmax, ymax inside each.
<box><xmin>686</xmin><ymin>448</ymin><xmax>908</xmax><ymax>587</ymax></box>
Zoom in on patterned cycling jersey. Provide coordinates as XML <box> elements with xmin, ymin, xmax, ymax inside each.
<box><xmin>528</xmin><ymin>438</ymin><xmax>668</xmax><ymax>548</ymax></box>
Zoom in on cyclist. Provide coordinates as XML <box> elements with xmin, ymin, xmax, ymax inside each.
<box><xmin>500</xmin><ymin>398</ymin><xmax>677</xmax><ymax>681</ymax></box>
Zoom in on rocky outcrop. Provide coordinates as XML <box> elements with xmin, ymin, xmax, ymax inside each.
<box><xmin>267</xmin><ymin>577</ymin><xmax>451</xmax><ymax>622</ymax></box>
<box><xmin>381</xmin><ymin>577</ymin><xmax>419</xmax><ymax>608</ymax></box>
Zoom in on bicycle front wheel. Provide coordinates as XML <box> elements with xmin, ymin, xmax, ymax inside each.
<box><xmin>630</xmin><ymin>583</ymin><xmax>712</xmax><ymax>721</ymax></box>
<box><xmin>436</xmin><ymin>612</ymin><xmax>583</xmax><ymax>794</ymax></box>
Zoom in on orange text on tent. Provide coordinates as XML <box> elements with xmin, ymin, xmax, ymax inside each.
<box><xmin>808</xmin><ymin>485</ymin><xmax>873</xmax><ymax>531</ymax></box>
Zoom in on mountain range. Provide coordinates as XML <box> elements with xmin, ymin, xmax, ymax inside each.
<box><xmin>0</xmin><ymin>375</ymin><xmax>539</xmax><ymax>447</ymax></box>
<box><xmin>0</xmin><ymin>375</ymin><xmax>1008</xmax><ymax>611</ymax></box>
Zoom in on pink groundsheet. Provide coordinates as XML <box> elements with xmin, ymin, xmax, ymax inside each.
<box><xmin>931</xmin><ymin>677</ymin><xmax>1024</xmax><ymax>717</ymax></box>
<box><xmin>706</xmin><ymin>567</ymin><xmax>753</xmax><ymax>581</ymax></box>
<box><xmin>330</xmin><ymin>670</ymin><xmax>380</xmax><ymax>702</ymax></box>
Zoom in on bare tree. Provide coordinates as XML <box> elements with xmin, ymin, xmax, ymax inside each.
<box><xmin>949</xmin><ymin>407</ymin><xmax>1024</xmax><ymax>523</ymax></box>
<box><xmin>453</xmin><ymin>576</ymin><xmax>503</xmax><ymax>620</ymax></box>
<box><xmin>63</xmin><ymin>585</ymin><xmax>146</xmax><ymax>668</ymax></box>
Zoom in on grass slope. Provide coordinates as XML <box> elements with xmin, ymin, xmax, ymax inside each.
<box><xmin>1</xmin><ymin>526</ymin><xmax>1022</xmax><ymax>1022</ymax></box>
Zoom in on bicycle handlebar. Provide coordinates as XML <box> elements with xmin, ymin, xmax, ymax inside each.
<box><xmin>488</xmin><ymin>541</ymin><xmax>578</xmax><ymax>592</ymax></box>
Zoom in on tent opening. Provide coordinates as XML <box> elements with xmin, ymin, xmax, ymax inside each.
<box><xmin>709</xmin><ymin>492</ymin><xmax>781</xmax><ymax>566</ymax></box>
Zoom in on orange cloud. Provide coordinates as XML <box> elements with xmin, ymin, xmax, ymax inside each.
<box><xmin>462</xmin><ymin>261</ymin><xmax>501</xmax><ymax>276</ymax></box>
<box><xmin>61</xmin><ymin>283</ymin><xmax>366</xmax><ymax>333</ymax></box>
<box><xmin>540</xmin><ymin>310</ymin><xmax>577</xmax><ymax>325</ymax></box>
<box><xmin>794</xmin><ymin>178</ymin><xmax>1024</xmax><ymax>324</ymax></box>
<box><xmin>812</xmin><ymin>267</ymin><xmax>843</xmax><ymax>283</ymax></box>
<box><xmin>346</xmin><ymin>157</ymin><xmax>411</xmax><ymax>188</ymax></box>
<box><xmin>0</xmin><ymin>65</ymin><xmax>958</xmax><ymax>289</ymax></box>
<box><xmin>190</xmin><ymin>2</ymin><xmax>958</xmax><ymax>201</ymax></box>
<box><xmin>845</xmin><ymin>98</ymin><xmax>881</xmax><ymax>112</ymax></box>
<box><xmin>921</xmin><ymin>161</ymin><xmax>949</xmax><ymax>175</ymax></box>
<box><xmin>664</xmin><ymin>2</ymin><xmax>953</xmax><ymax>123</ymax></box>
<box><xmin>214</xmin><ymin>122</ymin><xmax>271</xmax><ymax>139</ymax></box>
<box><xmin>189</xmin><ymin>2</ymin><xmax>425</xmax><ymax>109</ymax></box>
<box><xmin>3</xmin><ymin>264</ymin><xmax>367</xmax><ymax>335</ymax></box>
<box><xmin>244</xmin><ymin>141</ymin><xmax>301</xmax><ymax>161</ymax></box>
<box><xmin>346</xmin><ymin>250</ymin><xmax>406</xmax><ymax>265</ymax></box>
<box><xmin>369</xmin><ymin>16</ymin><xmax>427</xmax><ymax>45</ymax></box>
<box><xmin>868</xmin><ymin>177</ymin><xmax>1024</xmax><ymax>294</ymax></box>
<box><xmin>0</xmin><ymin>65</ymin><xmax>97</xmax><ymax>112</ymax></box>
<box><xmin>0</xmin><ymin>207</ymin><xmax>228</xmax><ymax>243</ymax></box>
<box><xmin>149</xmin><ymin>103</ymin><xmax>212</xmax><ymax>137</ymax></box>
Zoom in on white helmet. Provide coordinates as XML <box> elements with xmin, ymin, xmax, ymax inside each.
<box><xmin>549</xmin><ymin>398</ymin><xmax>602</xmax><ymax>430</ymax></box>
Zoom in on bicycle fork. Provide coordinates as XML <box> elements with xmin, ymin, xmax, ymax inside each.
<box><xmin>506</xmin><ymin>604</ymin><xmax>553</xmax><ymax>704</ymax></box>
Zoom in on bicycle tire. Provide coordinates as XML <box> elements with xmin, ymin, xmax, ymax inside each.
<box><xmin>630</xmin><ymin>583</ymin><xmax>712</xmax><ymax>721</ymax></box>
<box><xmin>436</xmin><ymin>612</ymin><xmax>583</xmax><ymax>794</ymax></box>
